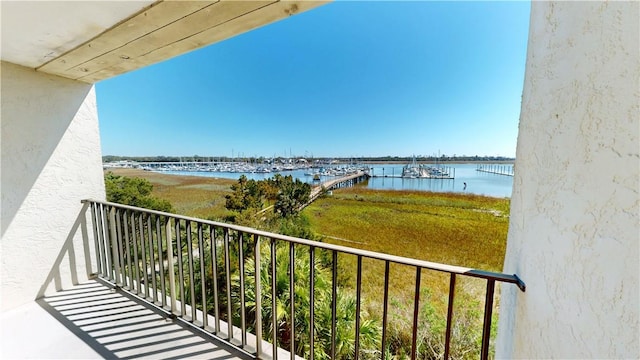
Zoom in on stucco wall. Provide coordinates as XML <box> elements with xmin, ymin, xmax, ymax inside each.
<box><xmin>497</xmin><ymin>2</ymin><xmax>639</xmax><ymax>358</ymax></box>
<box><xmin>1</xmin><ymin>62</ymin><xmax>106</xmax><ymax>311</ymax></box>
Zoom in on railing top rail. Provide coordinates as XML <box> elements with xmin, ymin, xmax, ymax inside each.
<box><xmin>83</xmin><ymin>199</ymin><xmax>525</xmax><ymax>291</ymax></box>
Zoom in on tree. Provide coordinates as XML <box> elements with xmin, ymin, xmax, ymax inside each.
<box><xmin>260</xmin><ymin>174</ymin><xmax>283</xmax><ymax>201</ymax></box>
<box><xmin>234</xmin><ymin>242</ymin><xmax>381</xmax><ymax>359</ymax></box>
<box><xmin>274</xmin><ymin>175</ymin><xmax>311</xmax><ymax>218</ymax></box>
<box><xmin>104</xmin><ymin>172</ymin><xmax>173</xmax><ymax>212</ymax></box>
<box><xmin>224</xmin><ymin>174</ymin><xmax>310</xmax><ymax>219</ymax></box>
<box><xmin>225</xmin><ymin>175</ymin><xmax>263</xmax><ymax>212</ymax></box>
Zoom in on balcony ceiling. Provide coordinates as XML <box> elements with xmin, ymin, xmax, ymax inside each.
<box><xmin>0</xmin><ymin>0</ymin><xmax>327</xmax><ymax>83</ymax></box>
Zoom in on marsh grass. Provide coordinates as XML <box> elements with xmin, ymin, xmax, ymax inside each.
<box><xmin>304</xmin><ymin>187</ymin><xmax>508</xmax><ymax>299</ymax></box>
<box><xmin>109</xmin><ymin>171</ymin><xmax>508</xmax><ymax>358</ymax></box>
<box><xmin>303</xmin><ymin>187</ymin><xmax>509</xmax><ymax>358</ymax></box>
<box><xmin>107</xmin><ymin>169</ymin><xmax>235</xmax><ymax>219</ymax></box>
<box><xmin>305</xmin><ymin>187</ymin><xmax>508</xmax><ymax>269</ymax></box>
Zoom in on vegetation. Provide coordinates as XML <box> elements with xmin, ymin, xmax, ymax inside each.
<box><xmin>304</xmin><ymin>188</ymin><xmax>509</xmax><ymax>271</ymax></box>
<box><xmin>104</xmin><ymin>171</ymin><xmax>173</xmax><ymax>212</ymax></box>
<box><xmin>104</xmin><ymin>168</ymin><xmax>235</xmax><ymax>219</ymax></box>
<box><xmin>224</xmin><ymin>175</ymin><xmax>264</xmax><ymax>212</ymax></box>
<box><xmin>224</xmin><ymin>174</ymin><xmax>311</xmax><ymax>220</ymax></box>
<box><xmin>272</xmin><ymin>175</ymin><xmax>312</xmax><ymax>217</ymax></box>
<box><xmin>234</xmin><ymin>243</ymin><xmax>381</xmax><ymax>359</ymax></box>
<box><xmin>303</xmin><ymin>188</ymin><xmax>509</xmax><ymax>359</ymax></box>
<box><xmin>105</xmin><ymin>170</ymin><xmax>509</xmax><ymax>359</ymax></box>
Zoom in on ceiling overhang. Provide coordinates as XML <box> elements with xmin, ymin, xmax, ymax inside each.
<box><xmin>1</xmin><ymin>0</ymin><xmax>328</xmax><ymax>83</ymax></box>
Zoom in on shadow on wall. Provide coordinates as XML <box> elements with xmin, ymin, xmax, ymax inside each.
<box><xmin>0</xmin><ymin>61</ymin><xmax>93</xmax><ymax>236</ymax></box>
<box><xmin>36</xmin><ymin>202</ymin><xmax>94</xmax><ymax>298</ymax></box>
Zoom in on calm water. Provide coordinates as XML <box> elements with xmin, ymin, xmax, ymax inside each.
<box><xmin>162</xmin><ymin>163</ymin><xmax>514</xmax><ymax>198</ymax></box>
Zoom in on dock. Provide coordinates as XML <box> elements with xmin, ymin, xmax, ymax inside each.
<box><xmin>302</xmin><ymin>171</ymin><xmax>370</xmax><ymax>209</ymax></box>
<box><xmin>476</xmin><ymin>164</ymin><xmax>514</xmax><ymax>176</ymax></box>
<box><xmin>370</xmin><ymin>163</ymin><xmax>455</xmax><ymax>179</ymax></box>
<box><xmin>370</xmin><ymin>174</ymin><xmax>455</xmax><ymax>179</ymax></box>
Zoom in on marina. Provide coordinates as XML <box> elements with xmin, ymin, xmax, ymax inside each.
<box><xmin>105</xmin><ymin>161</ymin><xmax>514</xmax><ymax>198</ymax></box>
<box><xmin>104</xmin><ymin>159</ymin><xmax>369</xmax><ymax>177</ymax></box>
<box><xmin>399</xmin><ymin>158</ymin><xmax>454</xmax><ymax>179</ymax></box>
<box><xmin>365</xmin><ymin>163</ymin><xmax>513</xmax><ymax>197</ymax></box>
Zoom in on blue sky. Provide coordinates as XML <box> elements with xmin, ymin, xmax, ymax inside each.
<box><xmin>97</xmin><ymin>1</ymin><xmax>530</xmax><ymax>158</ymax></box>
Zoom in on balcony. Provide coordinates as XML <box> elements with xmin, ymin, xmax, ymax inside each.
<box><xmin>1</xmin><ymin>281</ymin><xmax>247</xmax><ymax>359</ymax></box>
<box><xmin>3</xmin><ymin>199</ymin><xmax>524</xmax><ymax>359</ymax></box>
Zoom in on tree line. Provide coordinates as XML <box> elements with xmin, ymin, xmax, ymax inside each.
<box><xmin>103</xmin><ymin>155</ymin><xmax>515</xmax><ymax>164</ymax></box>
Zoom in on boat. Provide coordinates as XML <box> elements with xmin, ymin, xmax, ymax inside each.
<box><xmin>402</xmin><ymin>158</ymin><xmax>426</xmax><ymax>178</ymax></box>
<box><xmin>402</xmin><ymin>158</ymin><xmax>452</xmax><ymax>179</ymax></box>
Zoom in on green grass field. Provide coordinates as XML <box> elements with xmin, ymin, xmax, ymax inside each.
<box><xmin>303</xmin><ymin>187</ymin><xmax>509</xmax><ymax>315</ymax></box>
<box><xmin>304</xmin><ymin>187</ymin><xmax>508</xmax><ymax>270</ymax></box>
<box><xmin>106</xmin><ymin>169</ymin><xmax>235</xmax><ymax>219</ymax></box>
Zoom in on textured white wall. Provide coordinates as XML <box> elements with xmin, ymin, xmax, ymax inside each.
<box><xmin>497</xmin><ymin>2</ymin><xmax>639</xmax><ymax>358</ymax></box>
<box><xmin>1</xmin><ymin>62</ymin><xmax>106</xmax><ymax>311</ymax></box>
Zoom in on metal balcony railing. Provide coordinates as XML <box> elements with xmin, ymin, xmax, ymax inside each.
<box><xmin>82</xmin><ymin>199</ymin><xmax>525</xmax><ymax>360</ymax></box>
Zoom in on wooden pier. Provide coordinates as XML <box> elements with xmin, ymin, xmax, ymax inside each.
<box><xmin>369</xmin><ymin>165</ymin><xmax>455</xmax><ymax>179</ymax></box>
<box><xmin>303</xmin><ymin>171</ymin><xmax>370</xmax><ymax>208</ymax></box>
<box><xmin>370</xmin><ymin>174</ymin><xmax>455</xmax><ymax>180</ymax></box>
<box><xmin>476</xmin><ymin>164</ymin><xmax>514</xmax><ymax>176</ymax></box>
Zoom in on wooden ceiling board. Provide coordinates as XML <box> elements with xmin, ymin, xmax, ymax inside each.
<box><xmin>36</xmin><ymin>1</ymin><xmax>217</xmax><ymax>78</ymax></box>
<box><xmin>78</xmin><ymin>0</ymin><xmax>326</xmax><ymax>83</ymax></box>
<box><xmin>0</xmin><ymin>1</ymin><xmax>156</xmax><ymax>68</ymax></box>
<box><xmin>35</xmin><ymin>0</ymin><xmax>328</xmax><ymax>83</ymax></box>
<box><xmin>72</xmin><ymin>0</ymin><xmax>276</xmax><ymax>82</ymax></box>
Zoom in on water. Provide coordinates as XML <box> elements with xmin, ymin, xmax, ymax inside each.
<box><xmin>160</xmin><ymin>163</ymin><xmax>514</xmax><ymax>198</ymax></box>
<box><xmin>366</xmin><ymin>163</ymin><xmax>513</xmax><ymax>198</ymax></box>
